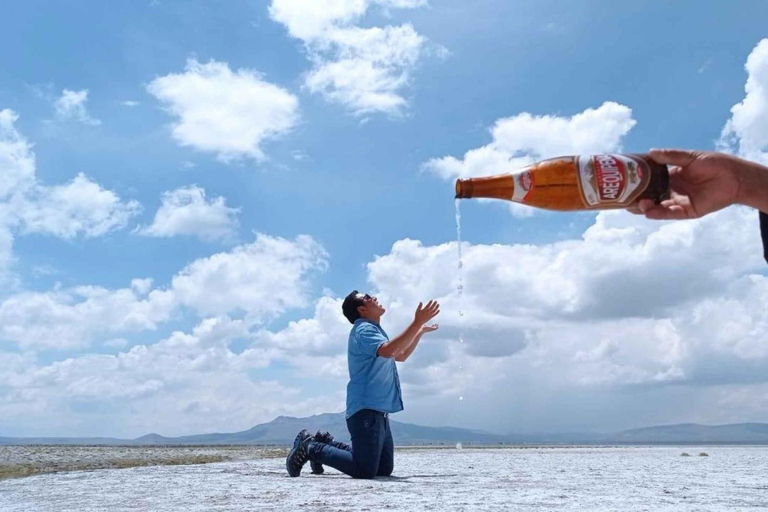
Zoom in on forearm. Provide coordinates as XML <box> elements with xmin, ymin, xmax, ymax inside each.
<box><xmin>735</xmin><ymin>156</ymin><xmax>768</xmax><ymax>212</ymax></box>
<box><xmin>395</xmin><ymin>332</ymin><xmax>424</xmax><ymax>362</ymax></box>
<box><xmin>377</xmin><ymin>321</ymin><xmax>421</xmax><ymax>359</ymax></box>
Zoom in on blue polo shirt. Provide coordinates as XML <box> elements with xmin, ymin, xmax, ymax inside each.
<box><xmin>346</xmin><ymin>318</ymin><xmax>404</xmax><ymax>418</ymax></box>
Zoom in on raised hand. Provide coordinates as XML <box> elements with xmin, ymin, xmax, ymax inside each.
<box><xmin>631</xmin><ymin>149</ymin><xmax>742</xmax><ymax>220</ymax></box>
<box><xmin>420</xmin><ymin>323</ymin><xmax>439</xmax><ymax>334</ymax></box>
<box><xmin>414</xmin><ymin>300</ymin><xmax>440</xmax><ymax>326</ymax></box>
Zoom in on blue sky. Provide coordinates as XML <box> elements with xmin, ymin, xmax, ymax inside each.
<box><xmin>1</xmin><ymin>0</ymin><xmax>768</xmax><ymax>438</ymax></box>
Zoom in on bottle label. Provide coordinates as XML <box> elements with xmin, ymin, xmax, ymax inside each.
<box><xmin>512</xmin><ymin>170</ymin><xmax>535</xmax><ymax>202</ymax></box>
<box><xmin>577</xmin><ymin>154</ymin><xmax>650</xmax><ymax>207</ymax></box>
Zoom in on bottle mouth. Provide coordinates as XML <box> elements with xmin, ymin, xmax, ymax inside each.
<box><xmin>454</xmin><ymin>174</ymin><xmax>515</xmax><ymax>201</ymax></box>
<box><xmin>455</xmin><ymin>179</ymin><xmax>472</xmax><ymax>199</ymax></box>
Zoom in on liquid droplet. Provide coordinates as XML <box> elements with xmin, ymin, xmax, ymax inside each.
<box><xmin>456</xmin><ymin>442</ymin><xmax>463</xmax><ymax>450</ymax></box>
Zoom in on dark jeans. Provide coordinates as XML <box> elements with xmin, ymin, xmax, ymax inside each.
<box><xmin>308</xmin><ymin>409</ymin><xmax>394</xmax><ymax>479</ymax></box>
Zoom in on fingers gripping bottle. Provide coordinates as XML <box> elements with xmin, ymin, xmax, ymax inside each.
<box><xmin>455</xmin><ymin>154</ymin><xmax>669</xmax><ymax>211</ymax></box>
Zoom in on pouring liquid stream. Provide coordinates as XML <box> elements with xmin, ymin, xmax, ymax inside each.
<box><xmin>455</xmin><ymin>199</ymin><xmax>465</xmax><ymax>403</ymax></box>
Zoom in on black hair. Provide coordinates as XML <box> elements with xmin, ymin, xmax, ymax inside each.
<box><xmin>342</xmin><ymin>290</ymin><xmax>364</xmax><ymax>324</ymax></box>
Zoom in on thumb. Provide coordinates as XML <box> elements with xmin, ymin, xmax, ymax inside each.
<box><xmin>649</xmin><ymin>148</ymin><xmax>698</xmax><ymax>167</ymax></box>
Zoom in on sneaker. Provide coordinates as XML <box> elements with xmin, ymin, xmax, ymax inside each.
<box><xmin>286</xmin><ymin>429</ymin><xmax>312</xmax><ymax>477</ymax></box>
<box><xmin>309</xmin><ymin>431</ymin><xmax>334</xmax><ymax>475</ymax></box>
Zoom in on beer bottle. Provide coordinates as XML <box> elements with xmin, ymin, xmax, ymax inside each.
<box><xmin>454</xmin><ymin>154</ymin><xmax>669</xmax><ymax>211</ymax></box>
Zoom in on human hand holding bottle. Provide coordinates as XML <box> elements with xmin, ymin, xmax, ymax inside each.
<box><xmin>632</xmin><ymin>149</ymin><xmax>768</xmax><ymax>219</ymax></box>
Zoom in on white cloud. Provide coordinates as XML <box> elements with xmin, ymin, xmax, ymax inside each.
<box><xmin>0</xmin><ymin>286</ymin><xmax>176</xmax><ymax>350</ymax></box>
<box><xmin>0</xmin><ymin>233</ymin><xmax>327</xmax><ymax>350</ymax></box>
<box><xmin>171</xmin><ymin>234</ymin><xmax>328</xmax><ymax>319</ymax></box>
<box><xmin>0</xmin><ymin>315</ymin><xmax>342</xmax><ymax>437</ymax></box>
<box><xmin>269</xmin><ymin>0</ymin><xmax>436</xmax><ymax>115</ymax></box>
<box><xmin>253</xmin><ymin>296</ymin><xmax>350</xmax><ymax>357</ymax></box>
<box><xmin>54</xmin><ymin>89</ymin><xmax>101</xmax><ymax>125</ymax></box>
<box><xmin>305</xmin><ymin>25</ymin><xmax>426</xmax><ymax>115</ymax></box>
<box><xmin>137</xmin><ymin>185</ymin><xmax>240</xmax><ymax>242</ymax></box>
<box><xmin>147</xmin><ymin>59</ymin><xmax>299</xmax><ymax>162</ymax></box>
<box><xmin>0</xmin><ymin>109</ymin><xmax>36</xmax><ymax>199</ymax></box>
<box><xmin>0</xmin><ymin>223</ymin><xmax>15</xmax><ymax>280</ymax></box>
<box><xmin>237</xmin><ymin>203</ymin><xmax>766</xmax><ymax>432</ymax></box>
<box><xmin>0</xmin><ymin>111</ymin><xmax>139</xmax><ymax>283</ymax></box>
<box><xmin>268</xmin><ymin>0</ymin><xmax>369</xmax><ymax>40</ymax></box>
<box><xmin>120</xmin><ymin>100</ymin><xmax>141</xmax><ymax>107</ymax></box>
<box><xmin>244</xmin><ymin>205</ymin><xmax>762</xmax><ymax>400</ymax></box>
<box><xmin>3</xmin><ymin>207</ymin><xmax>767</xmax><ymax>433</ymax></box>
<box><xmin>0</xmin><ymin>109</ymin><xmax>36</xmax><ymax>282</ymax></box>
<box><xmin>424</xmin><ymin>101</ymin><xmax>636</xmax><ymax>181</ymax></box>
<box><xmin>423</xmin><ymin>102</ymin><xmax>636</xmax><ymax>217</ymax></box>
<box><xmin>18</xmin><ymin>173</ymin><xmax>141</xmax><ymax>239</ymax></box>
<box><xmin>718</xmin><ymin>38</ymin><xmax>768</xmax><ymax>165</ymax></box>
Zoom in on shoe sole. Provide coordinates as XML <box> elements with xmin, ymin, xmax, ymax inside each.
<box><xmin>286</xmin><ymin>448</ymin><xmax>302</xmax><ymax>477</ymax></box>
<box><xmin>286</xmin><ymin>437</ymin><xmax>308</xmax><ymax>477</ymax></box>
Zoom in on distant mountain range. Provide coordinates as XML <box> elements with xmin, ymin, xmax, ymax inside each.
<box><xmin>3</xmin><ymin>413</ymin><xmax>768</xmax><ymax>446</ymax></box>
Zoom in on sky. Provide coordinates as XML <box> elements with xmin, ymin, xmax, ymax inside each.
<box><xmin>1</xmin><ymin>0</ymin><xmax>768</xmax><ymax>438</ymax></box>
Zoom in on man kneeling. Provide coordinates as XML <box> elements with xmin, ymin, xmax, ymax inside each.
<box><xmin>286</xmin><ymin>291</ymin><xmax>440</xmax><ymax>479</ymax></box>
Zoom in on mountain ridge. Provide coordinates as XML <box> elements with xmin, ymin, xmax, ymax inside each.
<box><xmin>3</xmin><ymin>414</ymin><xmax>768</xmax><ymax>446</ymax></box>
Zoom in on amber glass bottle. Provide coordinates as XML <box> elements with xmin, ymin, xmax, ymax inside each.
<box><xmin>455</xmin><ymin>154</ymin><xmax>669</xmax><ymax>211</ymax></box>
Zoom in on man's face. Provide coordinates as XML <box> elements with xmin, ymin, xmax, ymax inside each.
<box><xmin>358</xmin><ymin>293</ymin><xmax>386</xmax><ymax>317</ymax></box>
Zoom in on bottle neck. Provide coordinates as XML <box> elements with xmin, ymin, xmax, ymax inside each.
<box><xmin>455</xmin><ymin>174</ymin><xmax>515</xmax><ymax>201</ymax></box>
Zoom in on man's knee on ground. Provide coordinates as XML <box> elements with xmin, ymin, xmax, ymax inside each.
<box><xmin>377</xmin><ymin>460</ymin><xmax>393</xmax><ymax>477</ymax></box>
<box><xmin>353</xmin><ymin>467</ymin><xmax>377</xmax><ymax>480</ymax></box>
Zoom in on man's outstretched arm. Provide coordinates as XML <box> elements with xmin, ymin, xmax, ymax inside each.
<box><xmin>394</xmin><ymin>324</ymin><xmax>439</xmax><ymax>362</ymax></box>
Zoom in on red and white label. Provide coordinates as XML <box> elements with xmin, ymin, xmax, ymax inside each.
<box><xmin>593</xmin><ymin>155</ymin><xmax>626</xmax><ymax>201</ymax></box>
<box><xmin>512</xmin><ymin>170</ymin><xmax>535</xmax><ymax>202</ymax></box>
<box><xmin>520</xmin><ymin>171</ymin><xmax>533</xmax><ymax>191</ymax></box>
<box><xmin>577</xmin><ymin>154</ymin><xmax>649</xmax><ymax>207</ymax></box>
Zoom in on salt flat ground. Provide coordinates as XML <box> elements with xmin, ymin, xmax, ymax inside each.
<box><xmin>1</xmin><ymin>446</ymin><xmax>767</xmax><ymax>511</ymax></box>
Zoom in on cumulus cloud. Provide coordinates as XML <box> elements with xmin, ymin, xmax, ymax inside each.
<box><xmin>253</xmin><ymin>296</ymin><xmax>350</xmax><ymax>357</ymax></box>
<box><xmin>137</xmin><ymin>185</ymin><xmax>240</xmax><ymax>242</ymax></box>
<box><xmin>0</xmin><ymin>237</ymin><xmax>338</xmax><ymax>435</ymax></box>
<box><xmin>380</xmin><ymin>210</ymin><xmax>767</xmax><ymax>429</ymax></box>
<box><xmin>718</xmin><ymin>38</ymin><xmax>768</xmax><ymax>165</ymax></box>
<box><xmin>423</xmin><ymin>102</ymin><xmax>636</xmax><ymax>216</ymax></box>
<box><xmin>147</xmin><ymin>59</ymin><xmax>299</xmax><ymax>162</ymax></box>
<box><xmin>0</xmin><ymin>234</ymin><xmax>327</xmax><ymax>350</ymax></box>
<box><xmin>0</xmin><ymin>316</ymin><xmax>344</xmax><ymax>437</ymax></box>
<box><xmin>269</xmin><ymin>0</ymin><xmax>437</xmax><ymax>115</ymax></box>
<box><xmin>0</xmin><ymin>109</ymin><xmax>36</xmax><ymax>281</ymax></box>
<box><xmin>269</xmin><ymin>0</ymin><xmax>370</xmax><ymax>40</ymax></box>
<box><xmin>0</xmin><ymin>110</ymin><xmax>36</xmax><ymax>199</ymax></box>
<box><xmin>171</xmin><ymin>234</ymin><xmax>327</xmax><ymax>319</ymax></box>
<box><xmin>423</xmin><ymin>101</ymin><xmax>636</xmax><ymax>181</ymax></box>
<box><xmin>18</xmin><ymin>173</ymin><xmax>141</xmax><ymax>239</ymax></box>
<box><xmin>0</xmin><ymin>286</ymin><xmax>175</xmax><ymax>350</ymax></box>
<box><xmin>54</xmin><ymin>89</ymin><xmax>101</xmax><ymax>125</ymax></box>
<box><xmin>245</xmin><ymin>201</ymin><xmax>767</xmax><ymax>432</ymax></box>
<box><xmin>0</xmin><ymin>110</ymin><xmax>139</xmax><ymax>281</ymax></box>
